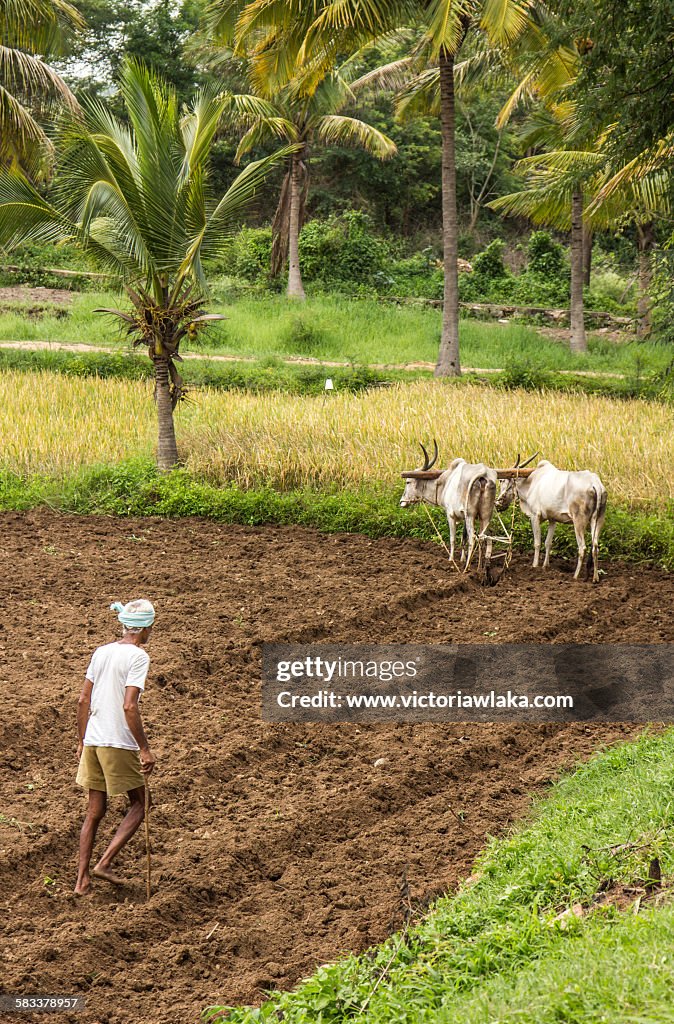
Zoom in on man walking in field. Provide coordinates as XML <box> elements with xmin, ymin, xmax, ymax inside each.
<box><xmin>74</xmin><ymin>599</ymin><xmax>157</xmax><ymax>896</ymax></box>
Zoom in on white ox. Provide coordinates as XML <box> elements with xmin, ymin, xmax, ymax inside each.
<box><xmin>400</xmin><ymin>443</ymin><xmax>498</xmax><ymax>568</ymax></box>
<box><xmin>496</xmin><ymin>459</ymin><xmax>607</xmax><ymax>582</ymax></box>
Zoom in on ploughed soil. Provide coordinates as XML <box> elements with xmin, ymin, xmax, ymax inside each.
<box><xmin>1</xmin><ymin>511</ymin><xmax>672</xmax><ymax>1024</ymax></box>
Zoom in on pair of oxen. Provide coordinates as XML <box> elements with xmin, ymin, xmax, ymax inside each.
<box><xmin>400</xmin><ymin>442</ymin><xmax>607</xmax><ymax>582</ymax></box>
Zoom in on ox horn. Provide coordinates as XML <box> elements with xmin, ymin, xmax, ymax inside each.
<box><xmin>419</xmin><ymin>439</ymin><xmax>439</xmax><ymax>470</ymax></box>
<box><xmin>520</xmin><ymin>451</ymin><xmax>540</xmax><ymax>468</ymax></box>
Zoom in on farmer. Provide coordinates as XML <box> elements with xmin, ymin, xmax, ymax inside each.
<box><xmin>74</xmin><ymin>599</ymin><xmax>157</xmax><ymax>896</ymax></box>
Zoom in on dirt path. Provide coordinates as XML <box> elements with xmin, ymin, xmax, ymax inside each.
<box><xmin>0</xmin><ymin>340</ymin><xmax>628</xmax><ymax>378</ymax></box>
<box><xmin>1</xmin><ymin>511</ymin><xmax>671</xmax><ymax>1024</ymax></box>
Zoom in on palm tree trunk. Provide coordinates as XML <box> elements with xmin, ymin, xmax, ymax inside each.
<box><xmin>582</xmin><ymin>225</ymin><xmax>592</xmax><ymax>287</ymax></box>
<box><xmin>570</xmin><ymin>189</ymin><xmax>587</xmax><ymax>354</ymax></box>
<box><xmin>287</xmin><ymin>151</ymin><xmax>306</xmax><ymax>300</ymax></box>
<box><xmin>435</xmin><ymin>48</ymin><xmax>461</xmax><ymax>377</ymax></box>
<box><xmin>637</xmin><ymin>220</ymin><xmax>655</xmax><ymax>338</ymax></box>
<box><xmin>154</xmin><ymin>353</ymin><xmax>179</xmax><ymax>471</ymax></box>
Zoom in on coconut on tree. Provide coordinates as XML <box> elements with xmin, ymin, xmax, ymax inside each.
<box><xmin>0</xmin><ymin>60</ymin><xmax>293</xmax><ymax>469</ymax></box>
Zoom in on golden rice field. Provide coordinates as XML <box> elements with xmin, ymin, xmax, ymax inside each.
<box><xmin>1</xmin><ymin>370</ymin><xmax>673</xmax><ymax>510</ymax></box>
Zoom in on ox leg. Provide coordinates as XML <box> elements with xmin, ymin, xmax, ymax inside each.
<box><xmin>447</xmin><ymin>515</ymin><xmax>457</xmax><ymax>565</ymax></box>
<box><xmin>573</xmin><ymin>519</ymin><xmax>587</xmax><ymax>580</ymax></box>
<box><xmin>464</xmin><ymin>517</ymin><xmax>476</xmax><ymax>571</ymax></box>
<box><xmin>482</xmin><ymin>529</ymin><xmax>492</xmax><ymax>569</ymax></box>
<box><xmin>591</xmin><ymin>537</ymin><xmax>600</xmax><ymax>583</ymax></box>
<box><xmin>543</xmin><ymin>522</ymin><xmax>556</xmax><ymax>568</ymax></box>
<box><xmin>590</xmin><ymin>505</ymin><xmax>605</xmax><ymax>584</ymax></box>
<box><xmin>531</xmin><ymin>516</ymin><xmax>542</xmax><ymax>568</ymax></box>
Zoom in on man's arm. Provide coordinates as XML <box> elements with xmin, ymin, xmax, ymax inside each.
<box><xmin>123</xmin><ymin>686</ymin><xmax>157</xmax><ymax>774</ymax></box>
<box><xmin>77</xmin><ymin>679</ymin><xmax>93</xmax><ymax>759</ymax></box>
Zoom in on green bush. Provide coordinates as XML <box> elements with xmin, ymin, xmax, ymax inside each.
<box><xmin>280</xmin><ymin>315</ymin><xmax>327</xmax><ymax>355</ymax></box>
<box><xmin>472</xmin><ymin>238</ymin><xmax>509</xmax><ymax>278</ymax></box>
<box><xmin>526</xmin><ymin>231</ymin><xmax>566</xmax><ymax>276</ymax></box>
<box><xmin>499</xmin><ymin>357</ymin><xmax>553</xmax><ymax>391</ymax></box>
<box><xmin>585</xmin><ymin>270</ymin><xmax>634</xmax><ymax>313</ymax></box>
<box><xmin>299</xmin><ymin>211</ymin><xmax>387</xmax><ymax>287</ymax></box>
<box><xmin>383</xmin><ymin>251</ymin><xmax>443</xmax><ymax>299</ymax></box>
<box><xmin>513</xmin><ymin>270</ymin><xmax>569</xmax><ymax>306</ymax></box>
<box><xmin>225</xmin><ymin>227</ymin><xmax>272</xmax><ymax>282</ymax></box>
<box><xmin>0</xmin><ymin>241</ymin><xmax>102</xmax><ymax>291</ymax></box>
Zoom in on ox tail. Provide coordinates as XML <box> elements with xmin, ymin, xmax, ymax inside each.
<box><xmin>469</xmin><ymin>472</ymin><xmax>497</xmax><ymax>531</ymax></box>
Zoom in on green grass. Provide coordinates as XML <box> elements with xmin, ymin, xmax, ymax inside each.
<box><xmin>0</xmin><ymin>347</ymin><xmax>421</xmax><ymax>393</ymax></box>
<box><xmin>1</xmin><ymin>460</ymin><xmax>673</xmax><ymax>569</ymax></box>
<box><xmin>0</xmin><ymin>290</ymin><xmax>672</xmax><ymax>375</ymax></box>
<box><xmin>200</xmin><ymin>728</ymin><xmax>674</xmax><ymax>1023</ymax></box>
<box><xmin>1</xmin><ymin>346</ymin><xmax>672</xmax><ymax>404</ymax></box>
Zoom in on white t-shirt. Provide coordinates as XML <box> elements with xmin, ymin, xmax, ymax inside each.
<box><xmin>84</xmin><ymin>641</ymin><xmax>150</xmax><ymax>750</ymax></box>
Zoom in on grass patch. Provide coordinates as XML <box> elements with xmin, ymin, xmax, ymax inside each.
<box><xmin>0</xmin><ymin>347</ymin><xmax>418</xmax><ymax>393</ymax></box>
<box><xmin>1</xmin><ymin>460</ymin><xmax>673</xmax><ymax>569</ymax></box>
<box><xmin>1</xmin><ymin>346</ymin><xmax>673</xmax><ymax>405</ymax></box>
<box><xmin>0</xmin><ymin>290</ymin><xmax>672</xmax><ymax>375</ymax></box>
<box><xmin>201</xmin><ymin>729</ymin><xmax>674</xmax><ymax>1023</ymax></box>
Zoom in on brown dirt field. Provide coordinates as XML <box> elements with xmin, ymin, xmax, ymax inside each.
<box><xmin>1</xmin><ymin>510</ymin><xmax>672</xmax><ymax>1024</ymax></box>
<box><xmin>0</xmin><ymin>286</ymin><xmax>74</xmax><ymax>306</ymax></box>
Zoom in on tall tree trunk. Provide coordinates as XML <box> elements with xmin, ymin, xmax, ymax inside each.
<box><xmin>271</xmin><ymin>169</ymin><xmax>291</xmax><ymax>279</ymax></box>
<box><xmin>570</xmin><ymin>189</ymin><xmax>587</xmax><ymax>353</ymax></box>
<box><xmin>637</xmin><ymin>220</ymin><xmax>655</xmax><ymax>338</ymax></box>
<box><xmin>435</xmin><ymin>48</ymin><xmax>461</xmax><ymax>377</ymax></box>
<box><xmin>582</xmin><ymin>224</ymin><xmax>592</xmax><ymax>286</ymax></box>
<box><xmin>287</xmin><ymin>150</ymin><xmax>306</xmax><ymax>300</ymax></box>
<box><xmin>154</xmin><ymin>353</ymin><xmax>179</xmax><ymax>471</ymax></box>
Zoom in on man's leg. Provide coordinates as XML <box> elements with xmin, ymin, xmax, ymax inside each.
<box><xmin>75</xmin><ymin>789</ymin><xmax>107</xmax><ymax>895</ymax></box>
<box><xmin>93</xmin><ymin>787</ymin><xmax>146</xmax><ymax>884</ymax></box>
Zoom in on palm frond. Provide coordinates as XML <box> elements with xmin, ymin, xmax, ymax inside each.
<box><xmin>480</xmin><ymin>0</ymin><xmax>534</xmax><ymax>45</ymax></box>
<box><xmin>396</xmin><ymin>67</ymin><xmax>441</xmax><ymax>120</ymax></box>
<box><xmin>315</xmin><ymin>115</ymin><xmax>396</xmax><ymax>157</ymax></box>
<box><xmin>234</xmin><ymin>116</ymin><xmax>297</xmax><ymax>162</ymax></box>
<box><xmin>351</xmin><ymin>56</ymin><xmax>419</xmax><ymax>95</ymax></box>
<box><xmin>424</xmin><ymin>0</ymin><xmax>473</xmax><ymax>57</ymax></box>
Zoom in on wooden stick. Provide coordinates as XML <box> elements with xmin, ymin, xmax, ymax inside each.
<box><xmin>144</xmin><ymin>779</ymin><xmax>151</xmax><ymax>901</ymax></box>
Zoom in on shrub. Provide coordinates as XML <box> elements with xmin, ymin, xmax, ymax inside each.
<box><xmin>526</xmin><ymin>231</ymin><xmax>566</xmax><ymax>276</ymax></box>
<box><xmin>499</xmin><ymin>357</ymin><xmax>553</xmax><ymax>391</ymax></box>
<box><xmin>585</xmin><ymin>270</ymin><xmax>634</xmax><ymax>313</ymax></box>
<box><xmin>383</xmin><ymin>251</ymin><xmax>443</xmax><ymax>299</ymax></box>
<box><xmin>472</xmin><ymin>238</ymin><xmax>509</xmax><ymax>279</ymax></box>
<box><xmin>280</xmin><ymin>315</ymin><xmax>326</xmax><ymax>355</ymax></box>
<box><xmin>299</xmin><ymin>211</ymin><xmax>387</xmax><ymax>287</ymax></box>
<box><xmin>228</xmin><ymin>227</ymin><xmax>272</xmax><ymax>282</ymax></box>
<box><xmin>0</xmin><ymin>241</ymin><xmax>101</xmax><ymax>291</ymax></box>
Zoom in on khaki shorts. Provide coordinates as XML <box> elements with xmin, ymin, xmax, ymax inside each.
<box><xmin>76</xmin><ymin>746</ymin><xmax>144</xmax><ymax>797</ymax></box>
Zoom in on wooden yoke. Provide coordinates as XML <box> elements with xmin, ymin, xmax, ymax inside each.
<box><xmin>402</xmin><ymin>468</ymin><xmax>537</xmax><ymax>480</ymax></box>
<box><xmin>401</xmin><ymin>469</ymin><xmax>444</xmax><ymax>479</ymax></box>
<box><xmin>495</xmin><ymin>468</ymin><xmax>537</xmax><ymax>479</ymax></box>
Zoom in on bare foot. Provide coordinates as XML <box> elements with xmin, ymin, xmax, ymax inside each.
<box><xmin>74</xmin><ymin>879</ymin><xmax>92</xmax><ymax>896</ymax></box>
<box><xmin>92</xmin><ymin>863</ymin><xmax>125</xmax><ymax>885</ymax></box>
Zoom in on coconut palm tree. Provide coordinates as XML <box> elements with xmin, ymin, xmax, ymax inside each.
<box><xmin>0</xmin><ymin>60</ymin><xmax>293</xmax><ymax>469</ymax></box>
<box><xmin>206</xmin><ymin>0</ymin><xmax>538</xmax><ymax>375</ymax></box>
<box><xmin>1</xmin><ymin>0</ymin><xmax>83</xmax><ymax>175</ymax></box>
<box><xmin>226</xmin><ymin>59</ymin><xmax>396</xmax><ymax>298</ymax></box>
<box><xmin>492</xmin><ymin>21</ymin><xmax>672</xmax><ymax>347</ymax></box>
<box><xmin>492</xmin><ymin>149</ymin><xmax>670</xmax><ymax>341</ymax></box>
